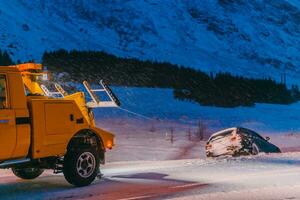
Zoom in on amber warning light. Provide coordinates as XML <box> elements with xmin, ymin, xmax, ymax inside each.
<box><xmin>106</xmin><ymin>140</ymin><xmax>113</xmax><ymax>149</ymax></box>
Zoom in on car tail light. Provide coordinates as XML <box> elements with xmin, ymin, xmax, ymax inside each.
<box><xmin>206</xmin><ymin>144</ymin><xmax>212</xmax><ymax>149</ymax></box>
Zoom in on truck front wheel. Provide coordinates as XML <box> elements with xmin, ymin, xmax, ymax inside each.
<box><xmin>63</xmin><ymin>148</ymin><xmax>100</xmax><ymax>187</ymax></box>
<box><xmin>12</xmin><ymin>167</ymin><xmax>44</xmax><ymax>180</ymax></box>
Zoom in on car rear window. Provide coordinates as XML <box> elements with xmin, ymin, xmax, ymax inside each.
<box><xmin>209</xmin><ymin>130</ymin><xmax>234</xmax><ymax>142</ymax></box>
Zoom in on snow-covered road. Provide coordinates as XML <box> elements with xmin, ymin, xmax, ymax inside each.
<box><xmin>1</xmin><ymin>153</ymin><xmax>300</xmax><ymax>200</ymax></box>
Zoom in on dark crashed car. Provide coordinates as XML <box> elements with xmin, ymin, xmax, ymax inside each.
<box><xmin>206</xmin><ymin>127</ymin><xmax>281</xmax><ymax>157</ymax></box>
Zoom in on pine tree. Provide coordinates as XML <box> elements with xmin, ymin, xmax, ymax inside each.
<box><xmin>0</xmin><ymin>50</ymin><xmax>14</xmax><ymax>66</ymax></box>
<box><xmin>42</xmin><ymin>49</ymin><xmax>300</xmax><ymax>107</ymax></box>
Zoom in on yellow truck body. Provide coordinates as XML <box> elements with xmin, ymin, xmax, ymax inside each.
<box><xmin>0</xmin><ymin>63</ymin><xmax>115</xmax><ymax>186</ymax></box>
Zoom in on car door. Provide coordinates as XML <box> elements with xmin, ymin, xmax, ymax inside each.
<box><xmin>250</xmin><ymin>132</ymin><xmax>278</xmax><ymax>153</ymax></box>
<box><xmin>238</xmin><ymin>128</ymin><xmax>263</xmax><ymax>152</ymax></box>
<box><xmin>246</xmin><ymin>129</ymin><xmax>268</xmax><ymax>151</ymax></box>
<box><xmin>0</xmin><ymin>74</ymin><xmax>17</xmax><ymax>160</ymax></box>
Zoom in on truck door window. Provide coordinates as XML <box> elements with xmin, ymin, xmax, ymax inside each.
<box><xmin>0</xmin><ymin>75</ymin><xmax>7</xmax><ymax>109</ymax></box>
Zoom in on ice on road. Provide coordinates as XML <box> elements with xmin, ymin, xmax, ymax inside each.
<box><xmin>1</xmin><ymin>153</ymin><xmax>300</xmax><ymax>200</ymax></box>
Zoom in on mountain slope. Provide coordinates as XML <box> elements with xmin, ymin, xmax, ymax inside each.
<box><xmin>1</xmin><ymin>0</ymin><xmax>300</xmax><ymax>83</ymax></box>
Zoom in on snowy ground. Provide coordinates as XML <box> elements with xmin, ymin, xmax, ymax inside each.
<box><xmin>2</xmin><ymin>87</ymin><xmax>300</xmax><ymax>199</ymax></box>
<box><xmin>1</xmin><ymin>153</ymin><xmax>300</xmax><ymax>200</ymax></box>
<box><xmin>93</xmin><ymin>87</ymin><xmax>300</xmax><ymax>162</ymax></box>
<box><xmin>95</xmin><ymin>117</ymin><xmax>300</xmax><ymax>163</ymax></box>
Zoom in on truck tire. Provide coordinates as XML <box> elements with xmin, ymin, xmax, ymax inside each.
<box><xmin>63</xmin><ymin>148</ymin><xmax>100</xmax><ymax>187</ymax></box>
<box><xmin>12</xmin><ymin>168</ymin><xmax>44</xmax><ymax>180</ymax></box>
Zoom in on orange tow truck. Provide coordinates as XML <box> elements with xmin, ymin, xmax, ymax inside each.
<box><xmin>0</xmin><ymin>63</ymin><xmax>119</xmax><ymax>186</ymax></box>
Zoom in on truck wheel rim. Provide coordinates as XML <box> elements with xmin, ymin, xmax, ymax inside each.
<box><xmin>76</xmin><ymin>152</ymin><xmax>96</xmax><ymax>178</ymax></box>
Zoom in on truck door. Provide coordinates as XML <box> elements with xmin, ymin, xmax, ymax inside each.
<box><xmin>0</xmin><ymin>74</ymin><xmax>16</xmax><ymax>160</ymax></box>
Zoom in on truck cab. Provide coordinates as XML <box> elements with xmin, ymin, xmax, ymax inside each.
<box><xmin>0</xmin><ymin>63</ymin><xmax>117</xmax><ymax>187</ymax></box>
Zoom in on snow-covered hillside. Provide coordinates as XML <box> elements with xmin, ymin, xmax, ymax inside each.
<box><xmin>2</xmin><ymin>0</ymin><xmax>300</xmax><ymax>83</ymax></box>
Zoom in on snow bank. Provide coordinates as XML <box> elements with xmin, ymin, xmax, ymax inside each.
<box><xmin>92</xmin><ymin>87</ymin><xmax>300</xmax><ymax>162</ymax></box>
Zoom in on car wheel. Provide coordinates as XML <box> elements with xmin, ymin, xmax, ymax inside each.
<box><xmin>12</xmin><ymin>167</ymin><xmax>44</xmax><ymax>180</ymax></box>
<box><xmin>251</xmin><ymin>143</ymin><xmax>259</xmax><ymax>155</ymax></box>
<box><xmin>206</xmin><ymin>152</ymin><xmax>213</xmax><ymax>157</ymax></box>
<box><xmin>232</xmin><ymin>150</ymin><xmax>241</xmax><ymax>157</ymax></box>
<box><xmin>63</xmin><ymin>148</ymin><xmax>99</xmax><ymax>187</ymax></box>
